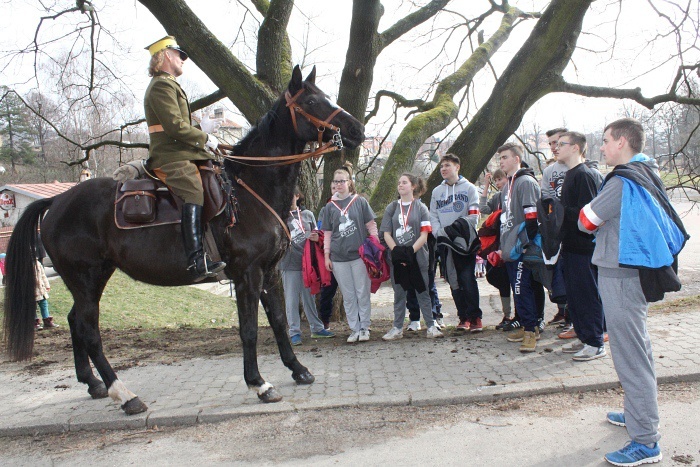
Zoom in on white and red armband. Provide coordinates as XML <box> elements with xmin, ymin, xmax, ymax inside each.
<box><xmin>579</xmin><ymin>204</ymin><xmax>603</xmax><ymax>233</ymax></box>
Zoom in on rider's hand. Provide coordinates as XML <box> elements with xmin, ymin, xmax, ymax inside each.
<box><xmin>200</xmin><ymin>114</ymin><xmax>221</xmax><ymax>134</ymax></box>
<box><xmin>205</xmin><ymin>134</ymin><xmax>219</xmax><ymax>151</ymax></box>
<box><xmin>112</xmin><ymin>160</ymin><xmax>146</xmax><ymax>182</ymax></box>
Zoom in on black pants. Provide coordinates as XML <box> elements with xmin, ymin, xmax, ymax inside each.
<box><xmin>486</xmin><ymin>262</ymin><xmax>511</xmax><ymax>298</ymax></box>
<box><xmin>407</xmin><ymin>262</ymin><xmax>442</xmax><ymax>321</ymax></box>
<box><xmin>318</xmin><ymin>273</ymin><xmax>338</xmax><ymax>323</ymax></box>
<box><xmin>562</xmin><ymin>251</ymin><xmax>605</xmax><ymax>347</ymax></box>
<box><xmin>444</xmin><ymin>249</ymin><xmax>482</xmax><ymax>321</ymax></box>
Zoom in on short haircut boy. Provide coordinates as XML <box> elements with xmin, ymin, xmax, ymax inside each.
<box><xmin>559</xmin><ymin>131</ymin><xmax>587</xmax><ymax>154</ymax></box>
<box><xmin>496</xmin><ymin>142</ymin><xmax>523</xmax><ymax>159</ymax></box>
<box><xmin>604</xmin><ymin>118</ymin><xmax>645</xmax><ymax>153</ymax></box>
<box><xmin>440</xmin><ymin>153</ymin><xmax>461</xmax><ymax>165</ymax></box>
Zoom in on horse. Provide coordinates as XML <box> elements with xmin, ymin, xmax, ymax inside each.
<box><xmin>3</xmin><ymin>65</ymin><xmax>365</xmax><ymax>415</ymax></box>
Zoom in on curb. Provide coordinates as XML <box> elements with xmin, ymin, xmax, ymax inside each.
<box><xmin>3</xmin><ymin>371</ymin><xmax>699</xmax><ymax>438</ymax></box>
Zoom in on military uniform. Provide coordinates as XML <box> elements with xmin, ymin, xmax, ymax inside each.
<box><xmin>142</xmin><ymin>35</ymin><xmax>225</xmax><ymax>282</ymax></box>
<box><xmin>144</xmin><ymin>71</ymin><xmax>211</xmax><ymax>205</ymax></box>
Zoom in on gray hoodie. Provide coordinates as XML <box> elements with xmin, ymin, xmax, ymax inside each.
<box><xmin>429</xmin><ymin>176</ymin><xmax>480</xmax><ymax>238</ymax></box>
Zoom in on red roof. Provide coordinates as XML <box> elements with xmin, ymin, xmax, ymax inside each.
<box><xmin>0</xmin><ymin>182</ymin><xmax>76</xmax><ymax>200</ymax></box>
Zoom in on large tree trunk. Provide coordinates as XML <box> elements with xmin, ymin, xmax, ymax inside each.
<box><xmin>320</xmin><ymin>0</ymin><xmax>384</xmax><ymax>206</ymax></box>
<box><xmin>369</xmin><ymin>6</ymin><xmax>523</xmax><ymax>212</ymax></box>
<box><xmin>256</xmin><ymin>0</ymin><xmax>294</xmax><ymax>94</ymax></box>
<box><xmin>427</xmin><ymin>0</ymin><xmax>593</xmax><ymax>192</ymax></box>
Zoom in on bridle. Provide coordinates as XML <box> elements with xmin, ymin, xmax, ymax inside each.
<box><xmin>217</xmin><ymin>88</ymin><xmax>349</xmax><ymax>239</ymax></box>
<box><xmin>218</xmin><ymin>88</ymin><xmax>345</xmax><ymax>167</ymax></box>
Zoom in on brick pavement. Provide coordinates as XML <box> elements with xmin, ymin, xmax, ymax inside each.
<box><xmin>1</xmin><ymin>283</ymin><xmax>698</xmax><ymax>436</ymax></box>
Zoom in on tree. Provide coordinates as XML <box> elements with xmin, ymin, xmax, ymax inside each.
<box><xmin>2</xmin><ymin>0</ymin><xmax>699</xmax><ymax>206</ymax></box>
<box><xmin>0</xmin><ymin>87</ymin><xmax>37</xmax><ymax>174</ymax></box>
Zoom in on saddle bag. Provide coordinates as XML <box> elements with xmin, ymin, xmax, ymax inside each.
<box><xmin>118</xmin><ymin>179</ymin><xmax>158</xmax><ymax>223</ymax></box>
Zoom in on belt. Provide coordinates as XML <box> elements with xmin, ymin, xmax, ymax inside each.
<box><xmin>148</xmin><ymin>124</ymin><xmax>164</xmax><ymax>134</ymax></box>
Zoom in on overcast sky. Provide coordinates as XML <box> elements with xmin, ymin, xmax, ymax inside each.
<box><xmin>1</xmin><ymin>0</ymin><xmax>698</xmax><ymax>142</ymax></box>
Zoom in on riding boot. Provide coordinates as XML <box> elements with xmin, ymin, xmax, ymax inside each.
<box><xmin>182</xmin><ymin>203</ymin><xmax>226</xmax><ymax>282</ymax></box>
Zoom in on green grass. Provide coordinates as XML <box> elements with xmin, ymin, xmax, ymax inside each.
<box><xmin>36</xmin><ymin>270</ymin><xmax>241</xmax><ymax>329</ymax></box>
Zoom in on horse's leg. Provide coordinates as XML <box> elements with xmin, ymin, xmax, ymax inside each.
<box><xmin>66</xmin><ymin>304</ymin><xmax>108</xmax><ymax>399</ymax></box>
<box><xmin>235</xmin><ymin>268</ymin><xmax>283</xmax><ymax>403</ymax></box>
<box><xmin>64</xmin><ymin>265</ymin><xmax>148</xmax><ymax>415</ymax></box>
<box><xmin>259</xmin><ymin>269</ymin><xmax>314</xmax><ymax>384</ymax></box>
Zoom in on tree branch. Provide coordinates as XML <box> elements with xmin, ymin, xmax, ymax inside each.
<box><xmin>554</xmin><ymin>69</ymin><xmax>700</xmax><ymax>109</ymax></box>
<box><xmin>256</xmin><ymin>0</ymin><xmax>294</xmax><ymax>93</ymax></box>
<box><xmin>380</xmin><ymin>0</ymin><xmax>452</xmax><ymax>50</ymax></box>
<box><xmin>365</xmin><ymin>90</ymin><xmax>430</xmax><ymax>123</ymax></box>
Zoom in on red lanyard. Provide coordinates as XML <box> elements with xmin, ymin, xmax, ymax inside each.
<box><xmin>331</xmin><ymin>194</ymin><xmax>358</xmax><ymax>218</ymax></box>
<box><xmin>399</xmin><ymin>200</ymin><xmax>413</xmax><ymax>231</ymax></box>
<box><xmin>290</xmin><ymin>209</ymin><xmax>305</xmax><ymax>234</ymax></box>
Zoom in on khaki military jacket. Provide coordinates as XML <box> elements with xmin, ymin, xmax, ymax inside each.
<box><xmin>144</xmin><ymin>72</ymin><xmax>211</xmax><ymax>168</ymax></box>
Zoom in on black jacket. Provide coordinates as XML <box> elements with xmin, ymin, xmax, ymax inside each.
<box><xmin>560</xmin><ymin>163</ymin><xmax>598</xmax><ymax>255</ymax></box>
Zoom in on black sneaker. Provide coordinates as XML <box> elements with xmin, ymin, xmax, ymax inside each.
<box><xmin>502</xmin><ymin>319</ymin><xmax>521</xmax><ymax>332</ymax></box>
<box><xmin>495</xmin><ymin>317</ymin><xmax>510</xmax><ymax>331</ymax></box>
<box><xmin>537</xmin><ymin>318</ymin><xmax>546</xmax><ymax>333</ymax></box>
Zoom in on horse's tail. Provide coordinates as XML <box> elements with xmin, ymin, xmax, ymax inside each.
<box><xmin>3</xmin><ymin>197</ymin><xmax>53</xmax><ymax>361</ymax></box>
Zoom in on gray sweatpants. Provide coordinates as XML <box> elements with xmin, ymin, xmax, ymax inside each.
<box><xmin>598</xmin><ymin>267</ymin><xmax>660</xmax><ymax>446</ymax></box>
<box><xmin>389</xmin><ymin>261</ymin><xmax>434</xmax><ymax>329</ymax></box>
<box><xmin>281</xmin><ymin>269</ymin><xmax>324</xmax><ymax>337</ymax></box>
<box><xmin>333</xmin><ymin>258</ymin><xmax>372</xmax><ymax>332</ymax></box>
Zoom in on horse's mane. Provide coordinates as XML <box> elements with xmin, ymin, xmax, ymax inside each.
<box><xmin>232</xmin><ymin>96</ymin><xmax>288</xmax><ymax>155</ymax></box>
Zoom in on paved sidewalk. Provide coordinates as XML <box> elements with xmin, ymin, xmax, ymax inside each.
<box><xmin>1</xmin><ymin>278</ymin><xmax>698</xmax><ymax>437</ymax></box>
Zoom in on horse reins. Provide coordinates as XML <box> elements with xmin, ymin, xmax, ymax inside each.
<box><xmin>217</xmin><ymin>88</ymin><xmax>347</xmax><ymax>240</ymax></box>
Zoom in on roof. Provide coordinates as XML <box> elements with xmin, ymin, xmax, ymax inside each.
<box><xmin>0</xmin><ymin>182</ymin><xmax>76</xmax><ymax>200</ymax></box>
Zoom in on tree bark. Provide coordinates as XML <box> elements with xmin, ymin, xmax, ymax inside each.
<box><xmin>369</xmin><ymin>6</ymin><xmax>523</xmax><ymax>212</ymax></box>
<box><xmin>320</xmin><ymin>0</ymin><xmax>451</xmax><ymax>206</ymax></box>
<box><xmin>256</xmin><ymin>0</ymin><xmax>294</xmax><ymax>94</ymax></box>
<box><xmin>427</xmin><ymin>0</ymin><xmax>593</xmax><ymax>191</ymax></box>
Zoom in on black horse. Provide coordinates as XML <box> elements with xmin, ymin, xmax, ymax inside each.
<box><xmin>3</xmin><ymin>66</ymin><xmax>364</xmax><ymax>415</ymax></box>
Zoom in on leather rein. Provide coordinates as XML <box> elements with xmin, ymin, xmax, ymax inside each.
<box><xmin>217</xmin><ymin>89</ymin><xmax>347</xmax><ymax>240</ymax></box>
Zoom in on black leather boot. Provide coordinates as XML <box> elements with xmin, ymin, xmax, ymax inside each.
<box><xmin>182</xmin><ymin>203</ymin><xmax>226</xmax><ymax>282</ymax></box>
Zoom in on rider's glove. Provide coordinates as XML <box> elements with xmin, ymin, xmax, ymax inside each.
<box><xmin>112</xmin><ymin>160</ymin><xmax>146</xmax><ymax>182</ymax></box>
<box><xmin>205</xmin><ymin>134</ymin><xmax>219</xmax><ymax>151</ymax></box>
<box><xmin>200</xmin><ymin>114</ymin><xmax>221</xmax><ymax>134</ymax></box>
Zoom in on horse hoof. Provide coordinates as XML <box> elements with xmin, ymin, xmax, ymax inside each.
<box><xmin>257</xmin><ymin>386</ymin><xmax>283</xmax><ymax>403</ymax></box>
<box><xmin>88</xmin><ymin>383</ymin><xmax>109</xmax><ymax>399</ymax></box>
<box><xmin>121</xmin><ymin>397</ymin><xmax>148</xmax><ymax>415</ymax></box>
<box><xmin>293</xmin><ymin>370</ymin><xmax>315</xmax><ymax>385</ymax></box>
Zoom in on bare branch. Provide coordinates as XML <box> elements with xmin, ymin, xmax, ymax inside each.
<box><xmin>379</xmin><ymin>0</ymin><xmax>452</xmax><ymax>50</ymax></box>
<box><xmin>365</xmin><ymin>90</ymin><xmax>429</xmax><ymax>123</ymax></box>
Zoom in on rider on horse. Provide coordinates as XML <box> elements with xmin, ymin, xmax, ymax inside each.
<box><xmin>143</xmin><ymin>36</ymin><xmax>226</xmax><ymax>282</ymax></box>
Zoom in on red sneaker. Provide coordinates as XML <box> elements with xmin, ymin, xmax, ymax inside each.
<box><xmin>456</xmin><ymin>319</ymin><xmax>471</xmax><ymax>331</ymax></box>
<box><xmin>470</xmin><ymin>317</ymin><xmax>483</xmax><ymax>333</ymax></box>
<box><xmin>558</xmin><ymin>328</ymin><xmax>577</xmax><ymax>339</ymax></box>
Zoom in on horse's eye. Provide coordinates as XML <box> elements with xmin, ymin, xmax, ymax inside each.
<box><xmin>306</xmin><ymin>99</ymin><xmax>316</xmax><ymax>106</ymax></box>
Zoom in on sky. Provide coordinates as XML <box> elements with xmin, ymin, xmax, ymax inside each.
<box><xmin>1</xmin><ymin>0</ymin><xmax>698</xmax><ymax>142</ymax></box>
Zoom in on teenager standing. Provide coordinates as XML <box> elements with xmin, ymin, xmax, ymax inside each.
<box><xmin>322</xmin><ymin>164</ymin><xmax>378</xmax><ymax>343</ymax></box>
<box><xmin>381</xmin><ymin>173</ymin><xmax>444</xmax><ymax>341</ymax></box>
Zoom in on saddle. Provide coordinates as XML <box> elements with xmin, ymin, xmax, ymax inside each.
<box><xmin>114</xmin><ymin>161</ymin><xmax>230</xmax><ymax>230</ymax></box>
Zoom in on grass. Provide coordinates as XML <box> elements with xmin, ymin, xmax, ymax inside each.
<box><xmin>5</xmin><ymin>270</ymin><xmax>243</xmax><ymax>330</ymax></box>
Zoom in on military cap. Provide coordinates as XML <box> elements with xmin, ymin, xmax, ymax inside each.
<box><xmin>145</xmin><ymin>35</ymin><xmax>188</xmax><ymax>60</ymax></box>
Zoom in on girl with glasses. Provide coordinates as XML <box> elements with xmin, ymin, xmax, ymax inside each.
<box><xmin>321</xmin><ymin>163</ymin><xmax>378</xmax><ymax>343</ymax></box>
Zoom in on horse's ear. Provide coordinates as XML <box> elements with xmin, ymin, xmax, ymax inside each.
<box><xmin>305</xmin><ymin>66</ymin><xmax>316</xmax><ymax>84</ymax></box>
<box><xmin>289</xmin><ymin>65</ymin><xmax>303</xmax><ymax>93</ymax></box>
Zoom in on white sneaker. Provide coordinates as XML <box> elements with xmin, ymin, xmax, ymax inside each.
<box><xmin>562</xmin><ymin>341</ymin><xmax>585</xmax><ymax>354</ymax></box>
<box><xmin>406</xmin><ymin>321</ymin><xmax>421</xmax><ymax>332</ymax></box>
<box><xmin>347</xmin><ymin>331</ymin><xmax>360</xmax><ymax>343</ymax></box>
<box><xmin>426</xmin><ymin>326</ymin><xmax>444</xmax><ymax>339</ymax></box>
<box><xmin>434</xmin><ymin>317</ymin><xmax>445</xmax><ymax>329</ymax></box>
<box><xmin>382</xmin><ymin>327</ymin><xmax>403</xmax><ymax>341</ymax></box>
<box><xmin>358</xmin><ymin>329</ymin><xmax>370</xmax><ymax>342</ymax></box>
<box><xmin>572</xmin><ymin>344</ymin><xmax>607</xmax><ymax>361</ymax></box>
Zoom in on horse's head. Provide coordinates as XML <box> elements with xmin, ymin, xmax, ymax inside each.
<box><xmin>285</xmin><ymin>65</ymin><xmax>365</xmax><ymax>150</ymax></box>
